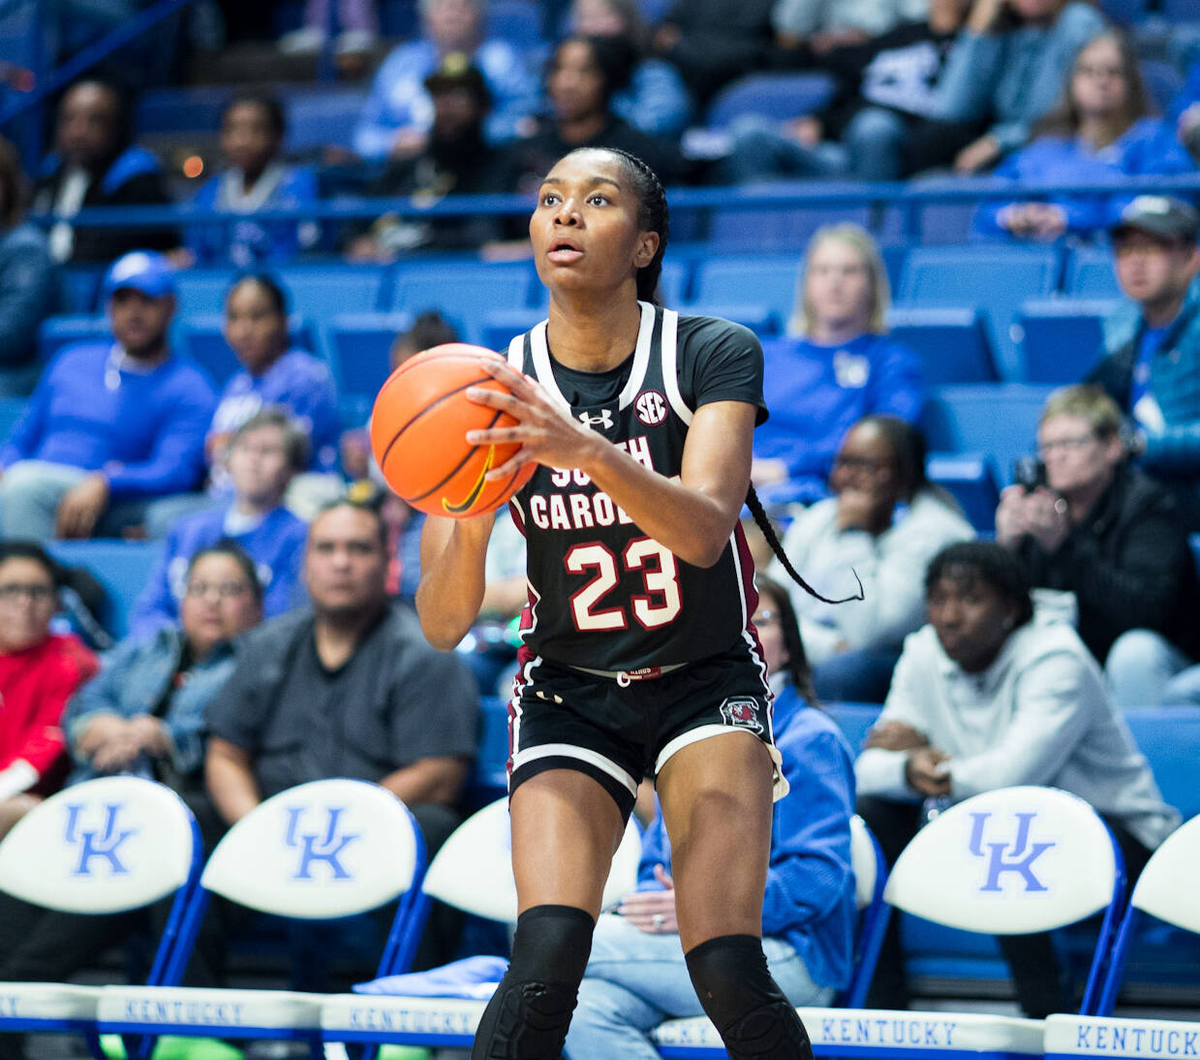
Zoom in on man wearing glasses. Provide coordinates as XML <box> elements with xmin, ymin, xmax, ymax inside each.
<box><xmin>995</xmin><ymin>384</ymin><xmax>1200</xmax><ymax>708</ymax></box>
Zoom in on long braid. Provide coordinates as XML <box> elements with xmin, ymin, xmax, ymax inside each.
<box><xmin>746</xmin><ymin>485</ymin><xmax>863</xmax><ymax>605</ymax></box>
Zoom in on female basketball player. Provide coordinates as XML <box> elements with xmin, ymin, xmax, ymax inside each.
<box><xmin>417</xmin><ymin>146</ymin><xmax>819</xmax><ymax>1060</ymax></box>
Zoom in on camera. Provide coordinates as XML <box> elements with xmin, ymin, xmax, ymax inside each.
<box><xmin>1012</xmin><ymin>455</ymin><xmax>1047</xmax><ymax>492</ymax></box>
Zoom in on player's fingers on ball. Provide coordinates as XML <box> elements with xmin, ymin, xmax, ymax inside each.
<box><xmin>483</xmin><ymin>453</ymin><xmax>527</xmax><ymax>482</ymax></box>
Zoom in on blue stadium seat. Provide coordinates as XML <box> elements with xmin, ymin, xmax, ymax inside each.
<box><xmin>690</xmin><ymin>255</ymin><xmax>799</xmax><ymax>323</ymax></box>
<box><xmin>60</xmin><ymin>266</ymin><xmax>103</xmax><ymax>314</ymax></box>
<box><xmin>705</xmin><ymin>72</ymin><xmax>836</xmax><ymax>128</ymax></box>
<box><xmin>324</xmin><ymin>311</ymin><xmax>415</xmax><ymax>399</ymax></box>
<box><xmin>174</xmin><ymin>269</ymin><xmax>236</xmax><ymax>318</ymax></box>
<box><xmin>1015</xmin><ymin>298</ymin><xmax>1118</xmax><ymax>384</ymax></box>
<box><xmin>1140</xmin><ymin>59</ymin><xmax>1185</xmax><ymax>113</ymax></box>
<box><xmin>707</xmin><ymin>195</ymin><xmax>873</xmax><ymax>252</ymax></box>
<box><xmin>390</xmin><ymin>262</ymin><xmax>536</xmax><ymax>343</ymax></box>
<box><xmin>487</xmin><ymin>0</ymin><xmax>543</xmax><ymax>45</ymax></box>
<box><xmin>682</xmin><ymin>303</ymin><xmax>781</xmax><ymax>337</ymax></box>
<box><xmin>0</xmin><ymin>397</ymin><xmax>28</xmax><ymax>442</ymax></box>
<box><xmin>887</xmin><ymin>306</ymin><xmax>997</xmax><ymax>384</ymax></box>
<box><xmin>1161</xmin><ymin>0</ymin><xmax>1200</xmax><ymax>15</ymax></box>
<box><xmin>897</xmin><ymin>245</ymin><xmax>1062</xmax><ymax>380</ymax></box>
<box><xmin>921</xmin><ymin>383</ymin><xmax>1056</xmax><ymax>486</ymax></box>
<box><xmin>481</xmin><ymin>308</ymin><xmax>544</xmax><ymax>353</ymax></box>
<box><xmin>277</xmin><ymin>264</ymin><xmax>387</xmax><ymax>318</ymax></box>
<box><xmin>177</xmin><ymin>314</ymin><xmax>320</xmax><ymax>387</ymax></box>
<box><xmin>380</xmin><ymin>0</ymin><xmax>418</xmax><ymax>35</ymax></box>
<box><xmin>1096</xmin><ymin>0</ymin><xmax>1147</xmax><ymax>22</ymax></box>
<box><xmin>880</xmin><ymin>244</ymin><xmax>908</xmax><ymax>293</ymax></box>
<box><xmin>285</xmin><ymin>89</ymin><xmax>370</xmax><ymax>154</ymax></box>
<box><xmin>467</xmin><ymin>696</ymin><xmax>511</xmax><ymax>808</ymax></box>
<box><xmin>657</xmin><ymin>258</ymin><xmax>689</xmax><ymax>307</ymax></box>
<box><xmin>1065</xmin><ymin>246</ymin><xmax>1121</xmax><ymax>298</ymax></box>
<box><xmin>917</xmin><ymin>201</ymin><xmax>977</xmax><ymax>245</ymax></box>
<box><xmin>46</xmin><ymin>540</ymin><xmax>163</xmax><ymax>640</ymax></box>
<box><xmin>926</xmin><ymin>452</ymin><xmax>1000</xmax><ymax>533</ymax></box>
<box><xmin>38</xmin><ymin>316</ymin><xmax>109</xmax><ymax>362</ymax></box>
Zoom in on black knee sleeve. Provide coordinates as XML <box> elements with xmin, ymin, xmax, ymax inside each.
<box><xmin>685</xmin><ymin>935</ymin><xmax>814</xmax><ymax>1060</ymax></box>
<box><xmin>471</xmin><ymin>904</ymin><xmax>595</xmax><ymax>1060</ymax></box>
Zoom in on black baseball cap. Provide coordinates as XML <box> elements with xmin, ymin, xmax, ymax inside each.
<box><xmin>424</xmin><ymin>53</ymin><xmax>492</xmax><ymax>109</ymax></box>
<box><xmin>1111</xmin><ymin>195</ymin><xmax>1200</xmax><ymax>244</ymax></box>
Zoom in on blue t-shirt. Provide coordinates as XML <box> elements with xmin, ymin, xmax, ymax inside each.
<box><xmin>1132</xmin><ymin>321</ymin><xmax>1171</xmax><ymax>411</ymax></box>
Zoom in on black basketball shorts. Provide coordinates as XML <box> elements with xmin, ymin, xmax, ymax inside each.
<box><xmin>506</xmin><ymin>642</ymin><xmax>788</xmax><ymax>821</ymax></box>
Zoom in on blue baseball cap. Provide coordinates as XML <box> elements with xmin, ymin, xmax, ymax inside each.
<box><xmin>102</xmin><ymin>251</ymin><xmax>177</xmax><ymax>299</ymax></box>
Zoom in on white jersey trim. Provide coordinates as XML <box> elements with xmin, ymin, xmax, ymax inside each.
<box><xmin>506</xmin><ymin>332</ymin><xmax>527</xmax><ymax>368</ymax></box>
<box><xmin>618</xmin><ymin>301</ymin><xmax>657</xmax><ymax>410</ymax></box>
<box><xmin>510</xmin><ymin>743</ymin><xmax>639</xmax><ymax>798</ymax></box>
<box><xmin>655</xmin><ymin>725</ymin><xmax>789</xmax><ymax>802</ymax></box>
<box><xmin>659</xmin><ymin>308</ymin><xmax>691</xmax><ymax>425</ymax></box>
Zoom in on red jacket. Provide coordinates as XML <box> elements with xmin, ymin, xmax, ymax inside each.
<box><xmin>0</xmin><ymin>634</ymin><xmax>99</xmax><ymax>777</ymax></box>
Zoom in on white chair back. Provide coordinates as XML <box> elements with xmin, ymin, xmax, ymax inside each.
<box><xmin>884</xmin><ymin>786</ymin><xmax>1119</xmax><ymax>934</ymax></box>
<box><xmin>1128</xmin><ymin>813</ymin><xmax>1200</xmax><ymax>933</ymax></box>
<box><xmin>850</xmin><ymin>814</ymin><xmax>877</xmax><ymax>911</ymax></box>
<box><xmin>422</xmin><ymin>796</ymin><xmax>642</xmax><ymax>922</ymax></box>
<box><xmin>0</xmin><ymin>776</ymin><xmax>196</xmax><ymax>914</ymax></box>
<box><xmin>200</xmin><ymin>779</ymin><xmax>421</xmax><ymax>918</ymax></box>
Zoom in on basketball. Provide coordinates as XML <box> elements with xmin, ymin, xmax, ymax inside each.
<box><xmin>370</xmin><ymin>343</ymin><xmax>535</xmax><ymax>518</ymax></box>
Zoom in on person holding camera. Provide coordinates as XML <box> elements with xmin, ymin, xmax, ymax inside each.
<box><xmin>995</xmin><ymin>384</ymin><xmax>1200</xmax><ymax>708</ymax></box>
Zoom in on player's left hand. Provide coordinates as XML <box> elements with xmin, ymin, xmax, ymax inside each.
<box><xmin>464</xmin><ymin>354</ymin><xmax>602</xmax><ymax>480</ymax></box>
<box><xmin>616</xmin><ymin>865</ymin><xmax>679</xmax><ymax>934</ymax></box>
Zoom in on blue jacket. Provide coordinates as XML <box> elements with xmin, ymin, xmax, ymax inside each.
<box><xmin>0</xmin><ymin>223</ymin><xmax>59</xmax><ymax>370</ymax></box>
<box><xmin>755</xmin><ymin>332</ymin><xmax>923</xmax><ymax>506</ymax></box>
<box><xmin>926</xmin><ymin>2</ymin><xmax>1106</xmax><ymax>154</ymax></box>
<box><xmin>612</xmin><ymin>59</ymin><xmax>692</xmax><ymax>138</ymax></box>
<box><xmin>1090</xmin><ymin>277</ymin><xmax>1200</xmax><ymax>476</ymax></box>
<box><xmin>1170</xmin><ymin>55</ymin><xmax>1200</xmax><ymax>123</ymax></box>
<box><xmin>638</xmin><ymin>686</ymin><xmax>857</xmax><ymax>991</ymax></box>
<box><xmin>186</xmin><ymin>164</ymin><xmax>321</xmax><ymax>268</ymax></box>
<box><xmin>210</xmin><ymin>349</ymin><xmax>341</xmax><ymax>474</ymax></box>
<box><xmin>0</xmin><ymin>343</ymin><xmax>218</xmax><ymax>497</ymax></box>
<box><xmin>63</xmin><ymin>624</ymin><xmax>239</xmax><ymax>784</ymax></box>
<box><xmin>972</xmin><ymin>119</ymin><xmax>1196</xmax><ymax>240</ymax></box>
<box><xmin>353</xmin><ymin>39</ymin><xmax>540</xmax><ymax>158</ymax></box>
<box><xmin>130</xmin><ymin>504</ymin><xmax>308</xmax><ymax>641</ymax></box>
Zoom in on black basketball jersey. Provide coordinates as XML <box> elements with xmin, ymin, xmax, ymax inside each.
<box><xmin>505</xmin><ymin>301</ymin><xmax>768</xmax><ymax>672</ymax></box>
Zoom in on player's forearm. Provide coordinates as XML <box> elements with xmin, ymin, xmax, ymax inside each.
<box><xmin>416</xmin><ymin>514</ymin><xmax>494</xmax><ymax>649</ymax></box>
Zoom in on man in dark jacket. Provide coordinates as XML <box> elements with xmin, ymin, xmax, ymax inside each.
<box><xmin>31</xmin><ymin>80</ymin><xmax>176</xmax><ymax>264</ymax></box>
<box><xmin>995</xmin><ymin>385</ymin><xmax>1200</xmax><ymax>708</ymax></box>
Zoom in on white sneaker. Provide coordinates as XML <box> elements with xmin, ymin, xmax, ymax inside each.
<box><xmin>335</xmin><ymin>28</ymin><xmax>379</xmax><ymax>54</ymax></box>
<box><xmin>278</xmin><ymin>25</ymin><xmax>327</xmax><ymax>54</ymax></box>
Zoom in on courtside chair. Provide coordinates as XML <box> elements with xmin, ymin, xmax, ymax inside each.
<box><xmin>653</xmin><ymin>786</ymin><xmax>1127</xmax><ymax>1059</ymax></box>
<box><xmin>1043</xmin><ymin>814</ymin><xmax>1200</xmax><ymax>1060</ymax></box>
<box><xmin>0</xmin><ymin>776</ymin><xmax>204</xmax><ymax>1060</ymax></box>
<box><xmin>320</xmin><ymin>793</ymin><xmax>643</xmax><ymax>1053</ymax></box>
<box><xmin>95</xmin><ymin>778</ymin><xmax>431</xmax><ymax>1060</ymax></box>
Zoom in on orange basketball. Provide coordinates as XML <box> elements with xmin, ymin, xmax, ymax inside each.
<box><xmin>370</xmin><ymin>343</ymin><xmax>535</xmax><ymax>518</ymax></box>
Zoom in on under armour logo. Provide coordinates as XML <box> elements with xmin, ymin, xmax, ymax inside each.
<box><xmin>578</xmin><ymin>409</ymin><xmax>614</xmax><ymax>429</ymax></box>
<box><xmin>968</xmin><ymin>811</ymin><xmax>1055</xmax><ymax>893</ymax></box>
<box><xmin>64</xmin><ymin>803</ymin><xmax>136</xmax><ymax>877</ymax></box>
<box><xmin>283</xmin><ymin>806</ymin><xmax>359</xmax><ymax>881</ymax></box>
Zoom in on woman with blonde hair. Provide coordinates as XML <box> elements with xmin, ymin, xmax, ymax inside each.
<box><xmin>752</xmin><ymin>224</ymin><xmax>924</xmax><ymax>509</ymax></box>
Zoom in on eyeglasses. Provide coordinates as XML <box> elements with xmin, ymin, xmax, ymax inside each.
<box><xmin>1037</xmin><ymin>434</ymin><xmax>1096</xmax><ymax>456</ymax></box>
<box><xmin>752</xmin><ymin>609</ymin><xmax>779</xmax><ymax>626</ymax></box>
<box><xmin>0</xmin><ymin>583</ymin><xmax>56</xmax><ymax>604</ymax></box>
<box><xmin>1075</xmin><ymin>63</ymin><xmax>1125</xmax><ymax>79</ymax></box>
<box><xmin>832</xmin><ymin>455</ymin><xmax>892</xmax><ymax>474</ymax></box>
<box><xmin>185</xmin><ymin>581</ymin><xmax>253</xmax><ymax>599</ymax></box>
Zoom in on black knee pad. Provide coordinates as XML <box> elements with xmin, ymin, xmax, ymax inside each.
<box><xmin>685</xmin><ymin>934</ymin><xmax>814</xmax><ymax>1060</ymax></box>
<box><xmin>471</xmin><ymin>904</ymin><xmax>595</xmax><ymax>1060</ymax></box>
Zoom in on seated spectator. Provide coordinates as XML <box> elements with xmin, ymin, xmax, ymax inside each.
<box><xmin>0</xmin><ymin>138</ymin><xmax>58</xmax><ymax>396</ymax></box>
<box><xmin>183</xmin><ymin>93</ymin><xmax>320</xmax><ymax>269</ymax></box>
<box><xmin>564</xmin><ymin>573</ymin><xmax>855</xmax><ymax>1058</ymax></box>
<box><xmin>345</xmin><ymin>56</ymin><xmax>516</xmax><ymax>261</ymax></box>
<box><xmin>506</xmin><ymin>36</ymin><xmax>686</xmax><ymax>194</ymax></box>
<box><xmin>773</xmin><ymin>0</ymin><xmax>929</xmax><ymax>56</ymax></box>
<box><xmin>722</xmin><ymin>0</ymin><xmax>980</xmax><ymax>184</ymax></box>
<box><xmin>650</xmin><ymin>0</ymin><xmax>775</xmax><ymax>105</ymax></box>
<box><xmin>204</xmin><ymin>499</ymin><xmax>479</xmax><ymax>970</ymax></box>
<box><xmin>130</xmin><ymin>411</ymin><xmax>308</xmax><ymax>640</ymax></box>
<box><xmin>996</xmin><ymin>385</ymin><xmax>1199</xmax><ymax>708</ymax></box>
<box><xmin>352</xmin><ymin>0</ymin><xmax>539</xmax><ymax>160</ymax></box>
<box><xmin>1172</xmin><ymin>51</ymin><xmax>1200</xmax><ymax>163</ymax></box>
<box><xmin>566</xmin><ymin>0</ymin><xmax>692</xmax><ymax>136</ymax></box>
<box><xmin>0</xmin><ymin>542</ymin><xmax>98</xmax><ymax>840</ymax></box>
<box><xmin>922</xmin><ymin>0</ymin><xmax>1106</xmax><ymax>174</ymax></box>
<box><xmin>0</xmin><ymin>545</ymin><xmax>262</xmax><ymax>1056</ymax></box>
<box><xmin>30</xmin><ymin>80</ymin><xmax>176</xmax><ymax>264</ymax></box>
<box><xmin>752</xmin><ymin>224</ymin><xmax>923</xmax><ymax>508</ymax></box>
<box><xmin>1088</xmin><ymin>196</ymin><xmax>1200</xmax><ymax>531</ymax></box>
<box><xmin>0</xmin><ymin>251</ymin><xmax>217</xmax><ymax>540</ymax></box>
<box><xmin>973</xmin><ymin>31</ymin><xmax>1194</xmax><ymax>242</ymax></box>
<box><xmin>771</xmin><ymin>417</ymin><xmax>975</xmax><ymax>702</ymax></box>
<box><xmin>857</xmin><ymin>540</ymin><xmax>1179</xmax><ymax>1016</ymax></box>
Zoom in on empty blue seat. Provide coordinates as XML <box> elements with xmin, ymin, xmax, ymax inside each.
<box><xmin>1124</xmin><ymin>707</ymin><xmax>1200</xmax><ymax>821</ymax></box>
<box><xmin>1015</xmin><ymin>298</ymin><xmax>1118</xmax><ymax>384</ymax></box>
<box><xmin>325</xmin><ymin>312</ymin><xmax>415</xmax><ymax>399</ymax></box>
<box><xmin>707</xmin><ymin>198</ymin><xmax>873</xmax><ymax>252</ymax></box>
<box><xmin>921</xmin><ymin>383</ymin><xmax>1057</xmax><ymax>486</ymax></box>
<box><xmin>487</xmin><ymin>0</ymin><xmax>543</xmax><ymax>45</ymax></box>
<box><xmin>1140</xmin><ymin>59</ymin><xmax>1185</xmax><ymax>112</ymax></box>
<box><xmin>690</xmin><ymin>255</ymin><xmax>799</xmax><ymax>322</ymax></box>
<box><xmin>706</xmin><ymin>72</ymin><xmax>836</xmax><ymax>129</ymax></box>
<box><xmin>897</xmin><ymin>245</ymin><xmax>1062</xmax><ymax>380</ymax></box>
<box><xmin>1065</xmin><ymin>246</ymin><xmax>1121</xmax><ymax>298</ymax></box>
<box><xmin>285</xmin><ymin>89</ymin><xmax>370</xmax><ymax>154</ymax></box>
<box><xmin>657</xmin><ymin>259</ymin><xmax>689</xmax><ymax>307</ymax></box>
<box><xmin>38</xmin><ymin>316</ymin><xmax>109</xmax><ymax>362</ymax></box>
<box><xmin>174</xmin><ymin>269</ymin><xmax>236</xmax><ymax>317</ymax></box>
<box><xmin>178</xmin><ymin>314</ymin><xmax>319</xmax><ymax>387</ymax></box>
<box><xmin>278</xmin><ymin>264</ymin><xmax>387</xmax><ymax>318</ymax></box>
<box><xmin>46</xmin><ymin>540</ymin><xmax>163</xmax><ymax>640</ymax></box>
<box><xmin>683</xmin><ymin>303</ymin><xmax>781</xmax><ymax>337</ymax></box>
<box><xmin>481</xmin><ymin>308</ymin><xmax>544</xmax><ymax>353</ymax></box>
<box><xmin>887</xmin><ymin>306</ymin><xmax>997</xmax><ymax>384</ymax></box>
<box><xmin>60</xmin><ymin>266</ymin><xmax>103</xmax><ymax>314</ymax></box>
<box><xmin>927</xmin><ymin>452</ymin><xmax>1000</xmax><ymax>533</ymax></box>
<box><xmin>390</xmin><ymin>262</ymin><xmax>535</xmax><ymax>343</ymax></box>
<box><xmin>0</xmin><ymin>397</ymin><xmax>28</xmax><ymax>442</ymax></box>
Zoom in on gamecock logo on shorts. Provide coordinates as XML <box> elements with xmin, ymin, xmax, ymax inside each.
<box><xmin>719</xmin><ymin>697</ymin><xmax>764</xmax><ymax>735</ymax></box>
<box><xmin>635</xmin><ymin>390</ymin><xmax>668</xmax><ymax>426</ymax></box>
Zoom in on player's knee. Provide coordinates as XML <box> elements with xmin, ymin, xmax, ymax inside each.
<box><xmin>685</xmin><ymin>935</ymin><xmax>813</xmax><ymax>1060</ymax></box>
<box><xmin>472</xmin><ymin>904</ymin><xmax>595</xmax><ymax>1060</ymax></box>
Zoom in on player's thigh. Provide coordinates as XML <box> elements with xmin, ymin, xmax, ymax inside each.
<box><xmin>656</xmin><ymin>731</ymin><xmax>775</xmax><ymax>951</ymax></box>
<box><xmin>510</xmin><ymin>768</ymin><xmax>627</xmax><ymax>918</ymax></box>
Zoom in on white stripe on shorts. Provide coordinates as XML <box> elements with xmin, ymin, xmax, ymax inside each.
<box><xmin>655</xmin><ymin>724</ymin><xmax>789</xmax><ymax>802</ymax></box>
<box><xmin>510</xmin><ymin>742</ymin><xmax>639</xmax><ymax>800</ymax></box>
